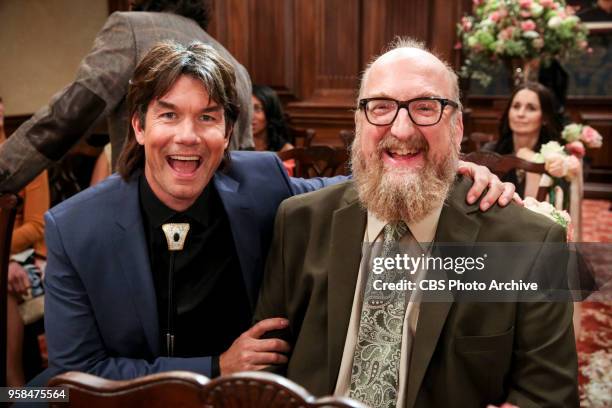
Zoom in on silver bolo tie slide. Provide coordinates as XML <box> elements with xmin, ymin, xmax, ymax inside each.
<box><xmin>161</xmin><ymin>223</ymin><xmax>190</xmax><ymax>357</ymax></box>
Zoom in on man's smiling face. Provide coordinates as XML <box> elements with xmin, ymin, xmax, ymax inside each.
<box><xmin>132</xmin><ymin>74</ymin><xmax>229</xmax><ymax>211</ymax></box>
<box><xmin>351</xmin><ymin>47</ymin><xmax>463</xmax><ymax>222</ymax></box>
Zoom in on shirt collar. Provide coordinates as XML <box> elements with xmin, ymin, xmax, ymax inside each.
<box><xmin>365</xmin><ymin>204</ymin><xmax>443</xmax><ymax>244</ymax></box>
<box><xmin>138</xmin><ymin>174</ymin><xmax>212</xmax><ymax>228</ymax></box>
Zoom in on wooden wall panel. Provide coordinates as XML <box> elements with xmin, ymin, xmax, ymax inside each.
<box><xmin>102</xmin><ymin>0</ymin><xmax>611</xmax><ymax>178</ymax></box>
<box><xmin>208</xmin><ymin>0</ymin><xmax>249</xmax><ymax>66</ymax></box>
<box><xmin>316</xmin><ymin>0</ymin><xmax>360</xmax><ymax>92</ymax></box>
<box><xmin>361</xmin><ymin>0</ymin><xmax>430</xmax><ymax>62</ymax></box>
<box><xmin>246</xmin><ymin>0</ymin><xmax>293</xmax><ymax>94</ymax></box>
<box><xmin>206</xmin><ymin>0</ymin><xmax>470</xmax><ymax>146</ymax></box>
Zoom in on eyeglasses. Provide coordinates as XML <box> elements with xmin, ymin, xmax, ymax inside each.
<box><xmin>358</xmin><ymin>97</ymin><xmax>459</xmax><ymax>127</ymax></box>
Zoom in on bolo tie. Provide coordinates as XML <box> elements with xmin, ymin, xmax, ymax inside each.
<box><xmin>161</xmin><ymin>222</ymin><xmax>190</xmax><ymax>357</ymax></box>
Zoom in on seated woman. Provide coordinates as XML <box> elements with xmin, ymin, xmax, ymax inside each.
<box><xmin>251</xmin><ymin>84</ymin><xmax>295</xmax><ymax>175</ymax></box>
<box><xmin>1</xmin><ymin>97</ymin><xmax>50</xmax><ymax>386</ymax></box>
<box><xmin>483</xmin><ymin>82</ymin><xmax>563</xmax><ymax>198</ymax></box>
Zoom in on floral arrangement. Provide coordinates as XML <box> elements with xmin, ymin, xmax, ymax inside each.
<box><xmin>530</xmin><ymin>124</ymin><xmax>602</xmax><ymax>178</ymax></box>
<box><xmin>561</xmin><ymin>123</ymin><xmax>603</xmax><ymax>158</ymax></box>
<box><xmin>523</xmin><ymin>196</ymin><xmax>572</xmax><ymax>238</ymax></box>
<box><xmin>532</xmin><ymin>141</ymin><xmax>581</xmax><ymax>180</ymax></box>
<box><xmin>457</xmin><ymin>0</ymin><xmax>589</xmax><ymax>86</ymax></box>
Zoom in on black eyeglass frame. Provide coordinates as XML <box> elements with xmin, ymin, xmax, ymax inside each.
<box><xmin>358</xmin><ymin>96</ymin><xmax>460</xmax><ymax>127</ymax></box>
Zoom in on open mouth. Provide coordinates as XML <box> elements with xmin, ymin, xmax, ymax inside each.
<box><xmin>385</xmin><ymin>147</ymin><xmax>423</xmax><ymax>160</ymax></box>
<box><xmin>167</xmin><ymin>155</ymin><xmax>202</xmax><ymax>175</ymax></box>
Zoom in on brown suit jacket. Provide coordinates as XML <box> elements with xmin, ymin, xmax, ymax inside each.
<box><xmin>255</xmin><ymin>177</ymin><xmax>578</xmax><ymax>408</ymax></box>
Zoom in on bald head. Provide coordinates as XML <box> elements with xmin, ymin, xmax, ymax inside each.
<box><xmin>358</xmin><ymin>38</ymin><xmax>461</xmax><ymax>109</ymax></box>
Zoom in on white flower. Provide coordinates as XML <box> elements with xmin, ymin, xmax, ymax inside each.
<box><xmin>522</xmin><ymin>30</ymin><xmax>540</xmax><ymax>39</ymax></box>
<box><xmin>530</xmin><ymin>3</ymin><xmax>544</xmax><ymax>17</ymax></box>
<box><xmin>523</xmin><ymin>197</ymin><xmax>571</xmax><ymax>228</ymax></box>
<box><xmin>548</xmin><ymin>16</ymin><xmax>562</xmax><ymax>28</ymax></box>
<box><xmin>539</xmin><ymin>141</ymin><xmax>565</xmax><ymax>160</ymax></box>
<box><xmin>531</xmin><ymin>152</ymin><xmax>544</xmax><ymax>163</ymax></box>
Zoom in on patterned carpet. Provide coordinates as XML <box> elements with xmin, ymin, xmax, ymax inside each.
<box><xmin>577</xmin><ymin>199</ymin><xmax>612</xmax><ymax>408</ymax></box>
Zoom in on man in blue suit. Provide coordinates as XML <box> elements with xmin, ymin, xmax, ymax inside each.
<box><xmin>42</xmin><ymin>41</ymin><xmax>514</xmax><ymax>383</ymax></box>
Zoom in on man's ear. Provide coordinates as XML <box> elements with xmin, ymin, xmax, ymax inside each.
<box><xmin>224</xmin><ymin>125</ymin><xmax>233</xmax><ymax>150</ymax></box>
<box><xmin>132</xmin><ymin>113</ymin><xmax>145</xmax><ymax>146</ymax></box>
<box><xmin>453</xmin><ymin>113</ymin><xmax>464</xmax><ymax>150</ymax></box>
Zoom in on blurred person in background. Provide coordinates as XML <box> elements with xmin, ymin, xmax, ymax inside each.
<box><xmin>483</xmin><ymin>82</ymin><xmax>562</xmax><ymax>197</ymax></box>
<box><xmin>1</xmin><ymin>97</ymin><xmax>50</xmax><ymax>386</ymax></box>
<box><xmin>251</xmin><ymin>85</ymin><xmax>295</xmax><ymax>175</ymax></box>
<box><xmin>0</xmin><ymin>0</ymin><xmax>253</xmax><ymax>195</ymax></box>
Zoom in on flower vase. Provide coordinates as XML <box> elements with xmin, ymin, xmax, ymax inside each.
<box><xmin>506</xmin><ymin>58</ymin><xmax>541</xmax><ymax>89</ymax></box>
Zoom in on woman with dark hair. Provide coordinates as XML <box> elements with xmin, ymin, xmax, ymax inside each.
<box><xmin>484</xmin><ymin>82</ymin><xmax>563</xmax><ymax>196</ymax></box>
<box><xmin>492</xmin><ymin>82</ymin><xmax>562</xmax><ymax>155</ymax></box>
<box><xmin>251</xmin><ymin>84</ymin><xmax>294</xmax><ymax>152</ymax></box>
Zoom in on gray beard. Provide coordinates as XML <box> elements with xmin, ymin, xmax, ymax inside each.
<box><xmin>351</xmin><ymin>130</ymin><xmax>458</xmax><ymax>223</ymax></box>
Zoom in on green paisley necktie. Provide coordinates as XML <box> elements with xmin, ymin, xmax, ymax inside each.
<box><xmin>349</xmin><ymin>221</ymin><xmax>412</xmax><ymax>408</ymax></box>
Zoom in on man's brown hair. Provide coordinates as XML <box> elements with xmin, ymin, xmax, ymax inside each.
<box><xmin>116</xmin><ymin>40</ymin><xmax>240</xmax><ymax>179</ymax></box>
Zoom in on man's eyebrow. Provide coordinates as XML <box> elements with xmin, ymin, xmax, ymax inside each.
<box><xmin>155</xmin><ymin>100</ymin><xmax>177</xmax><ymax>110</ymax></box>
<box><xmin>153</xmin><ymin>100</ymin><xmax>223</xmax><ymax>112</ymax></box>
<box><xmin>202</xmin><ymin>104</ymin><xmax>222</xmax><ymax>112</ymax></box>
<box><xmin>364</xmin><ymin>91</ymin><xmax>443</xmax><ymax>100</ymax></box>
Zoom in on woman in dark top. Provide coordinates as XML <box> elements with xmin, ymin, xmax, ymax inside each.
<box><xmin>484</xmin><ymin>82</ymin><xmax>562</xmax><ymax>196</ymax></box>
<box><xmin>251</xmin><ymin>84</ymin><xmax>293</xmax><ymax>152</ymax></box>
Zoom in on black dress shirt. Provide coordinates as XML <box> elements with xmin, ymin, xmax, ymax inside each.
<box><xmin>139</xmin><ymin>175</ymin><xmax>251</xmax><ymax>374</ymax></box>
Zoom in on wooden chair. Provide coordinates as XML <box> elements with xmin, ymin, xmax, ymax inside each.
<box><xmin>339</xmin><ymin>130</ymin><xmax>354</xmax><ymax>150</ymax></box>
<box><xmin>49</xmin><ymin>371</ymin><xmax>366</xmax><ymax>408</ymax></box>
<box><xmin>468</xmin><ymin>132</ymin><xmax>496</xmax><ymax>151</ymax></box>
<box><xmin>48</xmin><ymin>371</ymin><xmax>210</xmax><ymax>408</ymax></box>
<box><xmin>202</xmin><ymin>371</ymin><xmax>366</xmax><ymax>407</ymax></box>
<box><xmin>460</xmin><ymin>151</ymin><xmax>549</xmax><ymax>201</ymax></box>
<box><xmin>288</xmin><ymin>126</ymin><xmax>316</xmax><ymax>148</ymax></box>
<box><xmin>278</xmin><ymin>146</ymin><xmax>349</xmax><ymax>178</ymax></box>
<box><xmin>0</xmin><ymin>193</ymin><xmax>20</xmax><ymax>387</ymax></box>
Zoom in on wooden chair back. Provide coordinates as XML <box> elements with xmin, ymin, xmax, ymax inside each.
<box><xmin>339</xmin><ymin>130</ymin><xmax>354</xmax><ymax>150</ymax></box>
<box><xmin>49</xmin><ymin>371</ymin><xmax>367</xmax><ymax>408</ymax></box>
<box><xmin>278</xmin><ymin>146</ymin><xmax>349</xmax><ymax>178</ymax></box>
<box><xmin>48</xmin><ymin>371</ymin><xmax>210</xmax><ymax>408</ymax></box>
<box><xmin>461</xmin><ymin>151</ymin><xmax>548</xmax><ymax>201</ymax></box>
<box><xmin>0</xmin><ymin>193</ymin><xmax>19</xmax><ymax>387</ymax></box>
<box><xmin>288</xmin><ymin>127</ymin><xmax>316</xmax><ymax>148</ymax></box>
<box><xmin>469</xmin><ymin>132</ymin><xmax>496</xmax><ymax>151</ymax></box>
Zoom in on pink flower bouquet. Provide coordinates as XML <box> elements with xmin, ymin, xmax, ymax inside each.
<box><xmin>458</xmin><ymin>0</ymin><xmax>589</xmax><ymax>86</ymax></box>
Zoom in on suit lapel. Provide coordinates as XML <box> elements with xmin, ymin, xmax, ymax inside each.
<box><xmin>328</xmin><ymin>185</ymin><xmax>366</xmax><ymax>391</ymax></box>
<box><xmin>405</xmin><ymin>177</ymin><xmax>482</xmax><ymax>408</ymax></box>
<box><xmin>214</xmin><ymin>172</ymin><xmax>261</xmax><ymax>310</ymax></box>
<box><xmin>112</xmin><ymin>177</ymin><xmax>160</xmax><ymax>356</ymax></box>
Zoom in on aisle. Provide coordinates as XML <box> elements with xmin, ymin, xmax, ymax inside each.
<box><xmin>577</xmin><ymin>199</ymin><xmax>612</xmax><ymax>407</ymax></box>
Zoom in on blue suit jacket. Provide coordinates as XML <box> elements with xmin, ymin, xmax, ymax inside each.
<box><xmin>43</xmin><ymin>151</ymin><xmax>339</xmax><ymax>380</ymax></box>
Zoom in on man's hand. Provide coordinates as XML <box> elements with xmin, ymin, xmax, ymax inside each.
<box><xmin>7</xmin><ymin>261</ymin><xmax>30</xmax><ymax>296</ymax></box>
<box><xmin>458</xmin><ymin>161</ymin><xmax>517</xmax><ymax>210</ymax></box>
<box><xmin>220</xmin><ymin>318</ymin><xmax>291</xmax><ymax>375</ymax></box>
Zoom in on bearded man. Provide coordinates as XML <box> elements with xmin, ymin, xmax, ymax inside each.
<box><xmin>254</xmin><ymin>38</ymin><xmax>578</xmax><ymax>408</ymax></box>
